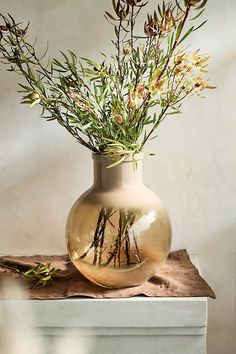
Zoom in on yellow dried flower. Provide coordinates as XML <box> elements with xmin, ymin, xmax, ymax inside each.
<box><xmin>123</xmin><ymin>44</ymin><xmax>132</xmax><ymax>55</ymax></box>
<box><xmin>159</xmin><ymin>9</ymin><xmax>175</xmax><ymax>34</ymax></box>
<box><xmin>174</xmin><ymin>53</ymin><xmax>192</xmax><ymax>75</ymax></box>
<box><xmin>192</xmin><ymin>76</ymin><xmax>208</xmax><ymax>90</ymax></box>
<box><xmin>128</xmin><ymin>85</ymin><xmax>149</xmax><ymax>108</ymax></box>
<box><xmin>149</xmin><ymin>69</ymin><xmax>165</xmax><ymax>93</ymax></box>
<box><xmin>174</xmin><ymin>50</ymin><xmax>211</xmax><ymax>76</ymax></box>
<box><xmin>151</xmin><ymin>79</ymin><xmax>164</xmax><ymax>92</ymax></box>
<box><xmin>192</xmin><ymin>50</ymin><xmax>211</xmax><ymax>69</ymax></box>
<box><xmin>191</xmin><ymin>76</ymin><xmax>216</xmax><ymax>92</ymax></box>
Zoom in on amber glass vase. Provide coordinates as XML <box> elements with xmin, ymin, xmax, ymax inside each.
<box><xmin>66</xmin><ymin>154</ymin><xmax>171</xmax><ymax>288</ymax></box>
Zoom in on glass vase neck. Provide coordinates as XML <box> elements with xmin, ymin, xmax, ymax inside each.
<box><xmin>92</xmin><ymin>153</ymin><xmax>144</xmax><ymax>190</ymax></box>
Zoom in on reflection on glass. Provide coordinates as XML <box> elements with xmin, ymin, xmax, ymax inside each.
<box><xmin>66</xmin><ymin>204</ymin><xmax>171</xmax><ymax>288</ymax></box>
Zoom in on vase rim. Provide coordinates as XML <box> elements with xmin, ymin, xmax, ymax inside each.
<box><xmin>92</xmin><ymin>152</ymin><xmax>144</xmax><ymax>163</ymax></box>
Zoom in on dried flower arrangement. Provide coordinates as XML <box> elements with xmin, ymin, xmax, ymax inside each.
<box><xmin>0</xmin><ymin>0</ymin><xmax>214</xmax><ymax>166</ymax></box>
<box><xmin>0</xmin><ymin>1</ymin><xmax>215</xmax><ymax>283</ymax></box>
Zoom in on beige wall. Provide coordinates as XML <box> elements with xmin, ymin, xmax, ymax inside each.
<box><xmin>0</xmin><ymin>1</ymin><xmax>235</xmax><ymax>353</ymax></box>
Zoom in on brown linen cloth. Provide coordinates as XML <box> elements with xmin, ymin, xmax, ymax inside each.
<box><xmin>0</xmin><ymin>250</ymin><xmax>215</xmax><ymax>299</ymax></box>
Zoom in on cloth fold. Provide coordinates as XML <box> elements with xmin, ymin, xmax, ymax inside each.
<box><xmin>0</xmin><ymin>250</ymin><xmax>215</xmax><ymax>299</ymax></box>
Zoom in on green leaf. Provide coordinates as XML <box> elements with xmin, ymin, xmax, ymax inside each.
<box><xmin>175</xmin><ymin>0</ymin><xmax>184</xmax><ymax>12</ymax></box>
<box><xmin>167</xmin><ymin>110</ymin><xmax>182</xmax><ymax>115</ymax></box>
<box><xmin>178</xmin><ymin>26</ymin><xmax>194</xmax><ymax>45</ymax></box>
<box><xmin>105</xmin><ymin>11</ymin><xmax>117</xmax><ymax>21</ymax></box>
<box><xmin>193</xmin><ymin>20</ymin><xmax>207</xmax><ymax>31</ymax></box>
<box><xmin>190</xmin><ymin>8</ymin><xmax>205</xmax><ymax>21</ymax></box>
<box><xmin>196</xmin><ymin>0</ymin><xmax>208</xmax><ymax>10</ymax></box>
<box><xmin>175</xmin><ymin>21</ymin><xmax>183</xmax><ymax>41</ymax></box>
<box><xmin>112</xmin><ymin>0</ymin><xmax>117</xmax><ymax>12</ymax></box>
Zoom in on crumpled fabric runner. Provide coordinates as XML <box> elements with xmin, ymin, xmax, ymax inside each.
<box><xmin>0</xmin><ymin>249</ymin><xmax>215</xmax><ymax>299</ymax></box>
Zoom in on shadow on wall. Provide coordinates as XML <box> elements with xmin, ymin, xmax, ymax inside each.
<box><xmin>196</xmin><ymin>225</ymin><xmax>236</xmax><ymax>354</ymax></box>
<box><xmin>0</xmin><ymin>135</ymin><xmax>92</xmax><ymax>253</ymax></box>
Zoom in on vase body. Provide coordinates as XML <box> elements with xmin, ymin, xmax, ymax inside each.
<box><xmin>66</xmin><ymin>154</ymin><xmax>171</xmax><ymax>288</ymax></box>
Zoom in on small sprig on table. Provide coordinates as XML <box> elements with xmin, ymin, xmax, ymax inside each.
<box><xmin>23</xmin><ymin>263</ymin><xmax>60</xmax><ymax>289</ymax></box>
<box><xmin>0</xmin><ymin>260</ymin><xmax>60</xmax><ymax>289</ymax></box>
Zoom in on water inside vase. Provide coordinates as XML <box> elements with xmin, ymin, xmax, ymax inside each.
<box><xmin>66</xmin><ymin>203</ymin><xmax>171</xmax><ymax>288</ymax></box>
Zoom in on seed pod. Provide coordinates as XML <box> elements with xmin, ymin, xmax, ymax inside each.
<box><xmin>113</xmin><ymin>113</ymin><xmax>124</xmax><ymax>124</ymax></box>
<box><xmin>144</xmin><ymin>15</ymin><xmax>158</xmax><ymax>37</ymax></box>
<box><xmin>125</xmin><ymin>0</ymin><xmax>142</xmax><ymax>6</ymax></box>
<box><xmin>29</xmin><ymin>92</ymin><xmax>40</xmax><ymax>100</ymax></box>
<box><xmin>186</xmin><ymin>0</ymin><xmax>202</xmax><ymax>6</ymax></box>
<box><xmin>123</xmin><ymin>44</ymin><xmax>132</xmax><ymax>55</ymax></box>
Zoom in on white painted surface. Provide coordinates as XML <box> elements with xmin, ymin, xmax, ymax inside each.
<box><xmin>14</xmin><ymin>297</ymin><xmax>207</xmax><ymax>329</ymax></box>
<box><xmin>0</xmin><ymin>297</ymin><xmax>208</xmax><ymax>354</ymax></box>
<box><xmin>0</xmin><ymin>1</ymin><xmax>235</xmax><ymax>353</ymax></box>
